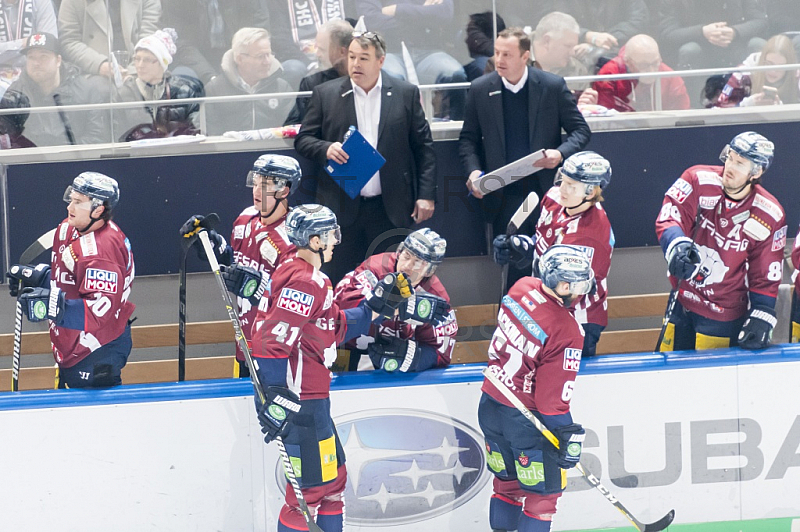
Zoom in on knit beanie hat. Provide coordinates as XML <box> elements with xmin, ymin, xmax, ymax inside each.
<box><xmin>135</xmin><ymin>28</ymin><xmax>178</xmax><ymax>69</ymax></box>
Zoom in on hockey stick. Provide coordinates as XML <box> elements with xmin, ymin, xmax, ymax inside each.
<box><xmin>178</xmin><ymin>213</ymin><xmax>220</xmax><ymax>381</ymax></box>
<box><xmin>500</xmin><ymin>191</ymin><xmax>540</xmax><ymax>299</ymax></box>
<box><xmin>19</xmin><ymin>228</ymin><xmax>56</xmax><ymax>265</ymax></box>
<box><xmin>10</xmin><ymin>298</ymin><xmax>22</xmax><ymax>391</ymax></box>
<box><xmin>484</xmin><ymin>368</ymin><xmax>675</xmax><ymax>531</ymax></box>
<box><xmin>197</xmin><ymin>230</ymin><xmax>323</xmax><ymax>532</ymax></box>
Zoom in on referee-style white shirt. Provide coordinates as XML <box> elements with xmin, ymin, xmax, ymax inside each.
<box><xmin>352</xmin><ymin>74</ymin><xmax>382</xmax><ymax>198</ymax></box>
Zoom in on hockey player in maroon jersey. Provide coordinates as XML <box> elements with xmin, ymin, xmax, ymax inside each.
<box><xmin>493</xmin><ymin>151</ymin><xmax>614</xmax><ymax>356</ymax></box>
<box><xmin>8</xmin><ymin>172</ymin><xmax>135</xmax><ymax>388</ymax></box>
<box><xmin>479</xmin><ymin>244</ymin><xmax>593</xmax><ymax>532</ymax></box>
<box><xmin>791</xmin><ymin>228</ymin><xmax>800</xmax><ymax>342</ymax></box>
<box><xmin>333</xmin><ymin>228</ymin><xmax>456</xmax><ymax>372</ymax></box>
<box><xmin>251</xmin><ymin>204</ymin><xmax>413</xmax><ymax>532</ymax></box>
<box><xmin>180</xmin><ymin>154</ymin><xmax>299</xmax><ymax>378</ymax></box>
<box><xmin>655</xmin><ymin>131</ymin><xmax>786</xmax><ymax>351</ymax></box>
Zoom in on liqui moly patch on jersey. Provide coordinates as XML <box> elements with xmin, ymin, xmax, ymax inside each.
<box><xmin>666</xmin><ymin>179</ymin><xmax>693</xmax><ymax>204</ymax></box>
<box><xmin>277</xmin><ymin>287</ymin><xmax>314</xmax><ymax>316</ymax></box>
<box><xmin>84</xmin><ymin>268</ymin><xmax>118</xmax><ymax>293</ymax></box>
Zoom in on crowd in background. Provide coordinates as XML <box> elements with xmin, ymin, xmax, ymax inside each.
<box><xmin>0</xmin><ymin>0</ymin><xmax>798</xmax><ymax>147</ymax></box>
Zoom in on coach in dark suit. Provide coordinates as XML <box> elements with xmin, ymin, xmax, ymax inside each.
<box><xmin>459</xmin><ymin>27</ymin><xmax>590</xmax><ymax>288</ymax></box>
<box><xmin>295</xmin><ymin>31</ymin><xmax>437</xmax><ymax>283</ymax></box>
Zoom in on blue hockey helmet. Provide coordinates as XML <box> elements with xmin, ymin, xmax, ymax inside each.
<box><xmin>535</xmin><ymin>244</ymin><xmax>595</xmax><ymax>296</ymax></box>
<box><xmin>555</xmin><ymin>151</ymin><xmax>612</xmax><ymax>195</ymax></box>
<box><xmin>721</xmin><ymin>131</ymin><xmax>774</xmax><ymax>174</ymax></box>
<box><xmin>285</xmin><ymin>204</ymin><xmax>341</xmax><ymax>248</ymax></box>
<box><xmin>63</xmin><ymin>171</ymin><xmax>120</xmax><ymax>210</ymax></box>
<box><xmin>246</xmin><ymin>154</ymin><xmax>302</xmax><ymax>194</ymax></box>
<box><xmin>397</xmin><ymin>228</ymin><xmax>447</xmax><ymax>276</ymax></box>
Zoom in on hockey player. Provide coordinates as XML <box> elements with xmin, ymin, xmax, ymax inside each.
<box><xmin>655</xmin><ymin>131</ymin><xmax>786</xmax><ymax>351</ymax></box>
<box><xmin>333</xmin><ymin>228</ymin><xmax>456</xmax><ymax>372</ymax></box>
<box><xmin>479</xmin><ymin>244</ymin><xmax>592</xmax><ymax>532</ymax></box>
<box><xmin>251</xmin><ymin>204</ymin><xmax>413</xmax><ymax>532</ymax></box>
<box><xmin>7</xmin><ymin>172</ymin><xmax>135</xmax><ymax>388</ymax></box>
<box><xmin>791</xmin><ymin>228</ymin><xmax>800</xmax><ymax>343</ymax></box>
<box><xmin>493</xmin><ymin>151</ymin><xmax>614</xmax><ymax>356</ymax></box>
<box><xmin>180</xmin><ymin>154</ymin><xmax>299</xmax><ymax>378</ymax></box>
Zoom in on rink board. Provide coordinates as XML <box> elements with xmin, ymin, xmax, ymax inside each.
<box><xmin>0</xmin><ymin>348</ymin><xmax>799</xmax><ymax>531</ymax></box>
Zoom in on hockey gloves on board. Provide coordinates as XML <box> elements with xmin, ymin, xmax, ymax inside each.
<box><xmin>368</xmin><ymin>336</ymin><xmax>421</xmax><ymax>372</ymax></box>
<box><xmin>179</xmin><ymin>214</ymin><xmax>229</xmax><ymax>263</ymax></box>
<box><xmin>550</xmin><ymin>423</ymin><xmax>586</xmax><ymax>469</ymax></box>
<box><xmin>257</xmin><ymin>386</ymin><xmax>302</xmax><ymax>444</ymax></box>
<box><xmin>221</xmin><ymin>264</ymin><xmax>269</xmax><ymax>303</ymax></box>
<box><xmin>665</xmin><ymin>237</ymin><xmax>701</xmax><ymax>280</ymax></box>
<box><xmin>738</xmin><ymin>305</ymin><xmax>777</xmax><ymax>350</ymax></box>
<box><xmin>6</xmin><ymin>263</ymin><xmax>51</xmax><ymax>297</ymax></box>
<box><xmin>397</xmin><ymin>291</ymin><xmax>451</xmax><ymax>327</ymax></box>
<box><xmin>18</xmin><ymin>287</ymin><xmax>65</xmax><ymax>324</ymax></box>
<box><xmin>493</xmin><ymin>234</ymin><xmax>536</xmax><ymax>269</ymax></box>
<box><xmin>365</xmin><ymin>272</ymin><xmax>413</xmax><ymax>321</ymax></box>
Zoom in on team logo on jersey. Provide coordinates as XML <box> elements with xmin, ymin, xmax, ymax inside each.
<box><xmin>666</xmin><ymin>179</ymin><xmax>693</xmax><ymax>204</ymax></box>
<box><xmin>277</xmin><ymin>287</ymin><xmax>314</xmax><ymax>316</ymax></box>
<box><xmin>274</xmin><ymin>409</ymin><xmax>489</xmax><ymax>525</ymax></box>
<box><xmin>753</xmin><ymin>194</ymin><xmax>782</xmax><ymax>222</ymax></box>
<box><xmin>691</xmin><ymin>246</ymin><xmax>729</xmax><ymax>288</ymax></box>
<box><xmin>773</xmin><ymin>225</ymin><xmax>788</xmax><ymax>252</ymax></box>
<box><xmin>85</xmin><ymin>268</ymin><xmax>118</xmax><ymax>293</ymax></box>
<box><xmin>699</xmin><ymin>195</ymin><xmax>721</xmax><ymax>209</ymax></box>
<box><xmin>563</xmin><ymin>348</ymin><xmax>582</xmax><ymax>372</ymax></box>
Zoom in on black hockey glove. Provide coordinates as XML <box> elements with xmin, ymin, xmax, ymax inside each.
<box><xmin>551</xmin><ymin>423</ymin><xmax>585</xmax><ymax>469</ymax></box>
<box><xmin>368</xmin><ymin>336</ymin><xmax>420</xmax><ymax>372</ymax></box>
<box><xmin>493</xmin><ymin>234</ymin><xmax>536</xmax><ymax>268</ymax></box>
<box><xmin>180</xmin><ymin>215</ymin><xmax>229</xmax><ymax>263</ymax></box>
<box><xmin>666</xmin><ymin>237</ymin><xmax>701</xmax><ymax>280</ymax></box>
<box><xmin>365</xmin><ymin>272</ymin><xmax>413</xmax><ymax>321</ymax></box>
<box><xmin>738</xmin><ymin>305</ymin><xmax>777</xmax><ymax>350</ymax></box>
<box><xmin>257</xmin><ymin>386</ymin><xmax>301</xmax><ymax>444</ymax></box>
<box><xmin>6</xmin><ymin>263</ymin><xmax>51</xmax><ymax>297</ymax></box>
<box><xmin>397</xmin><ymin>291</ymin><xmax>451</xmax><ymax>327</ymax></box>
<box><xmin>221</xmin><ymin>264</ymin><xmax>269</xmax><ymax>303</ymax></box>
<box><xmin>18</xmin><ymin>287</ymin><xmax>65</xmax><ymax>324</ymax></box>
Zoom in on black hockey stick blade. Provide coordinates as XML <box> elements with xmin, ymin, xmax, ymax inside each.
<box><xmin>181</xmin><ymin>212</ymin><xmax>221</xmax><ymax>249</ymax></box>
<box><xmin>641</xmin><ymin>509</ymin><xmax>675</xmax><ymax>532</ymax></box>
<box><xmin>506</xmin><ymin>192</ymin><xmax>540</xmax><ymax>235</ymax></box>
<box><xmin>19</xmin><ymin>228</ymin><xmax>56</xmax><ymax>264</ymax></box>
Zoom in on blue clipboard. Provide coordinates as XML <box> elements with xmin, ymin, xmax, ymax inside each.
<box><xmin>324</xmin><ymin>128</ymin><xmax>386</xmax><ymax>199</ymax></box>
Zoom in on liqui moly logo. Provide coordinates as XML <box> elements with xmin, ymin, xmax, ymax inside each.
<box><xmin>84</xmin><ymin>268</ymin><xmax>118</xmax><ymax>294</ymax></box>
<box><xmin>277</xmin><ymin>287</ymin><xmax>314</xmax><ymax>316</ymax></box>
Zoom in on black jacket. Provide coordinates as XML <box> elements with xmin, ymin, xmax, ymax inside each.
<box><xmin>658</xmin><ymin>0</ymin><xmax>768</xmax><ymax>51</ymax></box>
<box><xmin>284</xmin><ymin>67</ymin><xmax>343</xmax><ymax>125</ymax></box>
<box><xmin>295</xmin><ymin>74</ymin><xmax>437</xmax><ymax>228</ymax></box>
<box><xmin>552</xmin><ymin>0</ymin><xmax>650</xmax><ymax>45</ymax></box>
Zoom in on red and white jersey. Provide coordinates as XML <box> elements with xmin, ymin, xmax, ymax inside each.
<box><xmin>230</xmin><ymin>206</ymin><xmax>295</xmax><ymax>361</ymax></box>
<box><xmin>481</xmin><ymin>277</ymin><xmax>584</xmax><ymax>416</ymax></box>
<box><xmin>655</xmin><ymin>165</ymin><xmax>787</xmax><ymax>321</ymax></box>
<box><xmin>534</xmin><ymin>187</ymin><xmax>614</xmax><ymax>327</ymax></box>
<box><xmin>791</xmin><ymin>225</ymin><xmax>800</xmax><ymax>296</ymax></box>
<box><xmin>251</xmin><ymin>253</ymin><xmax>347</xmax><ymax>400</ymax></box>
<box><xmin>50</xmin><ymin>220</ymin><xmax>135</xmax><ymax>367</ymax></box>
<box><xmin>334</xmin><ymin>253</ymin><xmax>457</xmax><ymax>367</ymax></box>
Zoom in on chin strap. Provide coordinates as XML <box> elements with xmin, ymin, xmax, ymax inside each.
<box><xmin>260</xmin><ymin>197</ymin><xmax>287</xmax><ymax>223</ymax></box>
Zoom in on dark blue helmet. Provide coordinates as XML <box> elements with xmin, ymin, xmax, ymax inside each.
<box><xmin>721</xmin><ymin>131</ymin><xmax>774</xmax><ymax>173</ymax></box>
<box><xmin>285</xmin><ymin>204</ymin><xmax>341</xmax><ymax>248</ymax></box>
<box><xmin>246</xmin><ymin>154</ymin><xmax>302</xmax><ymax>194</ymax></box>
<box><xmin>63</xmin><ymin>172</ymin><xmax>120</xmax><ymax>209</ymax></box>
<box><xmin>555</xmin><ymin>151</ymin><xmax>612</xmax><ymax>192</ymax></box>
<box><xmin>535</xmin><ymin>244</ymin><xmax>595</xmax><ymax>296</ymax></box>
<box><xmin>397</xmin><ymin>228</ymin><xmax>447</xmax><ymax>276</ymax></box>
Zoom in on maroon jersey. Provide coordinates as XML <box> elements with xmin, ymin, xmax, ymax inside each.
<box><xmin>481</xmin><ymin>277</ymin><xmax>584</xmax><ymax>415</ymax></box>
<box><xmin>334</xmin><ymin>253</ymin><xmax>457</xmax><ymax>367</ymax></box>
<box><xmin>230</xmin><ymin>206</ymin><xmax>295</xmax><ymax>362</ymax></box>
<box><xmin>534</xmin><ymin>186</ymin><xmax>614</xmax><ymax>327</ymax></box>
<box><xmin>655</xmin><ymin>165</ymin><xmax>787</xmax><ymax>320</ymax></box>
<box><xmin>50</xmin><ymin>220</ymin><xmax>135</xmax><ymax>367</ymax></box>
<box><xmin>251</xmin><ymin>254</ymin><xmax>347</xmax><ymax>399</ymax></box>
<box><xmin>792</xmin><ymin>225</ymin><xmax>800</xmax><ymax>297</ymax></box>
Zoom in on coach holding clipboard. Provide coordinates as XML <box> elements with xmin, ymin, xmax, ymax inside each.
<box><xmin>295</xmin><ymin>30</ymin><xmax>437</xmax><ymax>284</ymax></box>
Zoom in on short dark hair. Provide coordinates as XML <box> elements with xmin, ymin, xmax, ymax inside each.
<box><xmin>498</xmin><ymin>27</ymin><xmax>531</xmax><ymax>54</ymax></box>
<box><xmin>351</xmin><ymin>31</ymin><xmax>386</xmax><ymax>58</ymax></box>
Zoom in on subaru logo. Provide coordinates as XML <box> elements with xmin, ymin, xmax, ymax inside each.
<box><xmin>274</xmin><ymin>409</ymin><xmax>490</xmax><ymax>525</ymax></box>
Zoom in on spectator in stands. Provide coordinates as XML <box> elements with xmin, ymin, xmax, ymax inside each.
<box><xmin>58</xmin><ymin>0</ymin><xmax>160</xmax><ymax>78</ymax></box>
<box><xmin>0</xmin><ymin>0</ymin><xmax>58</xmax><ymax>42</ymax></box>
<box><xmin>285</xmin><ymin>19</ymin><xmax>352</xmax><ymax>125</ymax></box>
<box><xmin>463</xmin><ymin>11</ymin><xmax>505</xmax><ymax>81</ymax></box>
<box><xmin>205</xmin><ymin>27</ymin><xmax>293</xmax><ymax>135</ymax></box>
<box><xmin>114</xmin><ymin>29</ymin><xmax>204</xmax><ymax>142</ymax></box>
<box><xmin>357</xmin><ymin>0</ymin><xmax>467</xmax><ymax>119</ymax></box>
<box><xmin>765</xmin><ymin>0</ymin><xmax>800</xmax><ymax>58</ymax></box>
<box><xmin>0</xmin><ymin>87</ymin><xmax>34</xmax><ymax>147</ymax></box>
<box><xmin>162</xmin><ymin>0</ymin><xmax>271</xmax><ymax>85</ymax></box>
<box><xmin>9</xmin><ymin>32</ymin><xmax>110</xmax><ymax>145</ymax></box>
<box><xmin>593</xmin><ymin>34</ymin><xmax>690</xmax><ymax>112</ymax></box>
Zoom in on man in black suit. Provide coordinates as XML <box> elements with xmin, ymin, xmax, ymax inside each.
<box><xmin>459</xmin><ymin>27</ymin><xmax>591</xmax><ymax>288</ymax></box>
<box><xmin>295</xmin><ymin>30</ymin><xmax>437</xmax><ymax>283</ymax></box>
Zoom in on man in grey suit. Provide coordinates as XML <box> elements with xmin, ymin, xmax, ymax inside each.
<box><xmin>295</xmin><ymin>31</ymin><xmax>437</xmax><ymax>283</ymax></box>
<box><xmin>459</xmin><ymin>27</ymin><xmax>591</xmax><ymax>289</ymax></box>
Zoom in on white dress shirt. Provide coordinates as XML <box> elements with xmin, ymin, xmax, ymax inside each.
<box><xmin>501</xmin><ymin>71</ymin><xmax>528</xmax><ymax>94</ymax></box>
<box><xmin>352</xmin><ymin>74</ymin><xmax>382</xmax><ymax>197</ymax></box>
